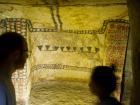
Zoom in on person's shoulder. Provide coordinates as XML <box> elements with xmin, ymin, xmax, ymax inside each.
<box><xmin>110</xmin><ymin>97</ymin><xmax>122</xmax><ymax>105</ymax></box>
<box><xmin>0</xmin><ymin>80</ymin><xmax>7</xmax><ymax>91</ymax></box>
<box><xmin>100</xmin><ymin>97</ymin><xmax>122</xmax><ymax>105</ymax></box>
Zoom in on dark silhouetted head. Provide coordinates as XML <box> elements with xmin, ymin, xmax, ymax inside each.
<box><xmin>0</xmin><ymin>32</ymin><xmax>28</xmax><ymax>72</ymax></box>
<box><xmin>89</xmin><ymin>65</ymin><xmax>117</xmax><ymax>99</ymax></box>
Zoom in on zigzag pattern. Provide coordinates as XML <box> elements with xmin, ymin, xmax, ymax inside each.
<box><xmin>37</xmin><ymin>45</ymin><xmax>99</xmax><ymax>53</ymax></box>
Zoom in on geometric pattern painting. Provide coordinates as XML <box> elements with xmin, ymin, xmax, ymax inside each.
<box><xmin>104</xmin><ymin>20</ymin><xmax>129</xmax><ymax>100</ymax></box>
<box><xmin>0</xmin><ymin>1</ymin><xmax>129</xmax><ymax>105</ymax></box>
<box><xmin>0</xmin><ymin>0</ymin><xmax>129</xmax><ymax>105</ymax></box>
<box><xmin>0</xmin><ymin>17</ymin><xmax>129</xmax><ymax>105</ymax></box>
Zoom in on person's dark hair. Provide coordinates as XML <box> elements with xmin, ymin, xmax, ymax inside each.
<box><xmin>0</xmin><ymin>32</ymin><xmax>26</xmax><ymax>62</ymax></box>
<box><xmin>90</xmin><ymin>65</ymin><xmax>117</xmax><ymax>96</ymax></box>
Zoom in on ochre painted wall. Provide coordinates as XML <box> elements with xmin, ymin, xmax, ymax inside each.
<box><xmin>0</xmin><ymin>2</ymin><xmax>129</xmax><ymax>104</ymax></box>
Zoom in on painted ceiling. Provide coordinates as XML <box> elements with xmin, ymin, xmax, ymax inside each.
<box><xmin>0</xmin><ymin>0</ymin><xmax>127</xmax><ymax>5</ymax></box>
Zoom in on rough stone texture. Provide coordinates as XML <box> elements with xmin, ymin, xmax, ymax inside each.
<box><xmin>60</xmin><ymin>6</ymin><xmax>128</xmax><ymax>30</ymax></box>
<box><xmin>127</xmin><ymin>0</ymin><xmax>140</xmax><ymax>105</ymax></box>
<box><xmin>29</xmin><ymin>81</ymin><xmax>98</xmax><ymax>105</ymax></box>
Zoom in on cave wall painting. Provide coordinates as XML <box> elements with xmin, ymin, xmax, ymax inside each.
<box><xmin>0</xmin><ymin>3</ymin><xmax>129</xmax><ymax>104</ymax></box>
